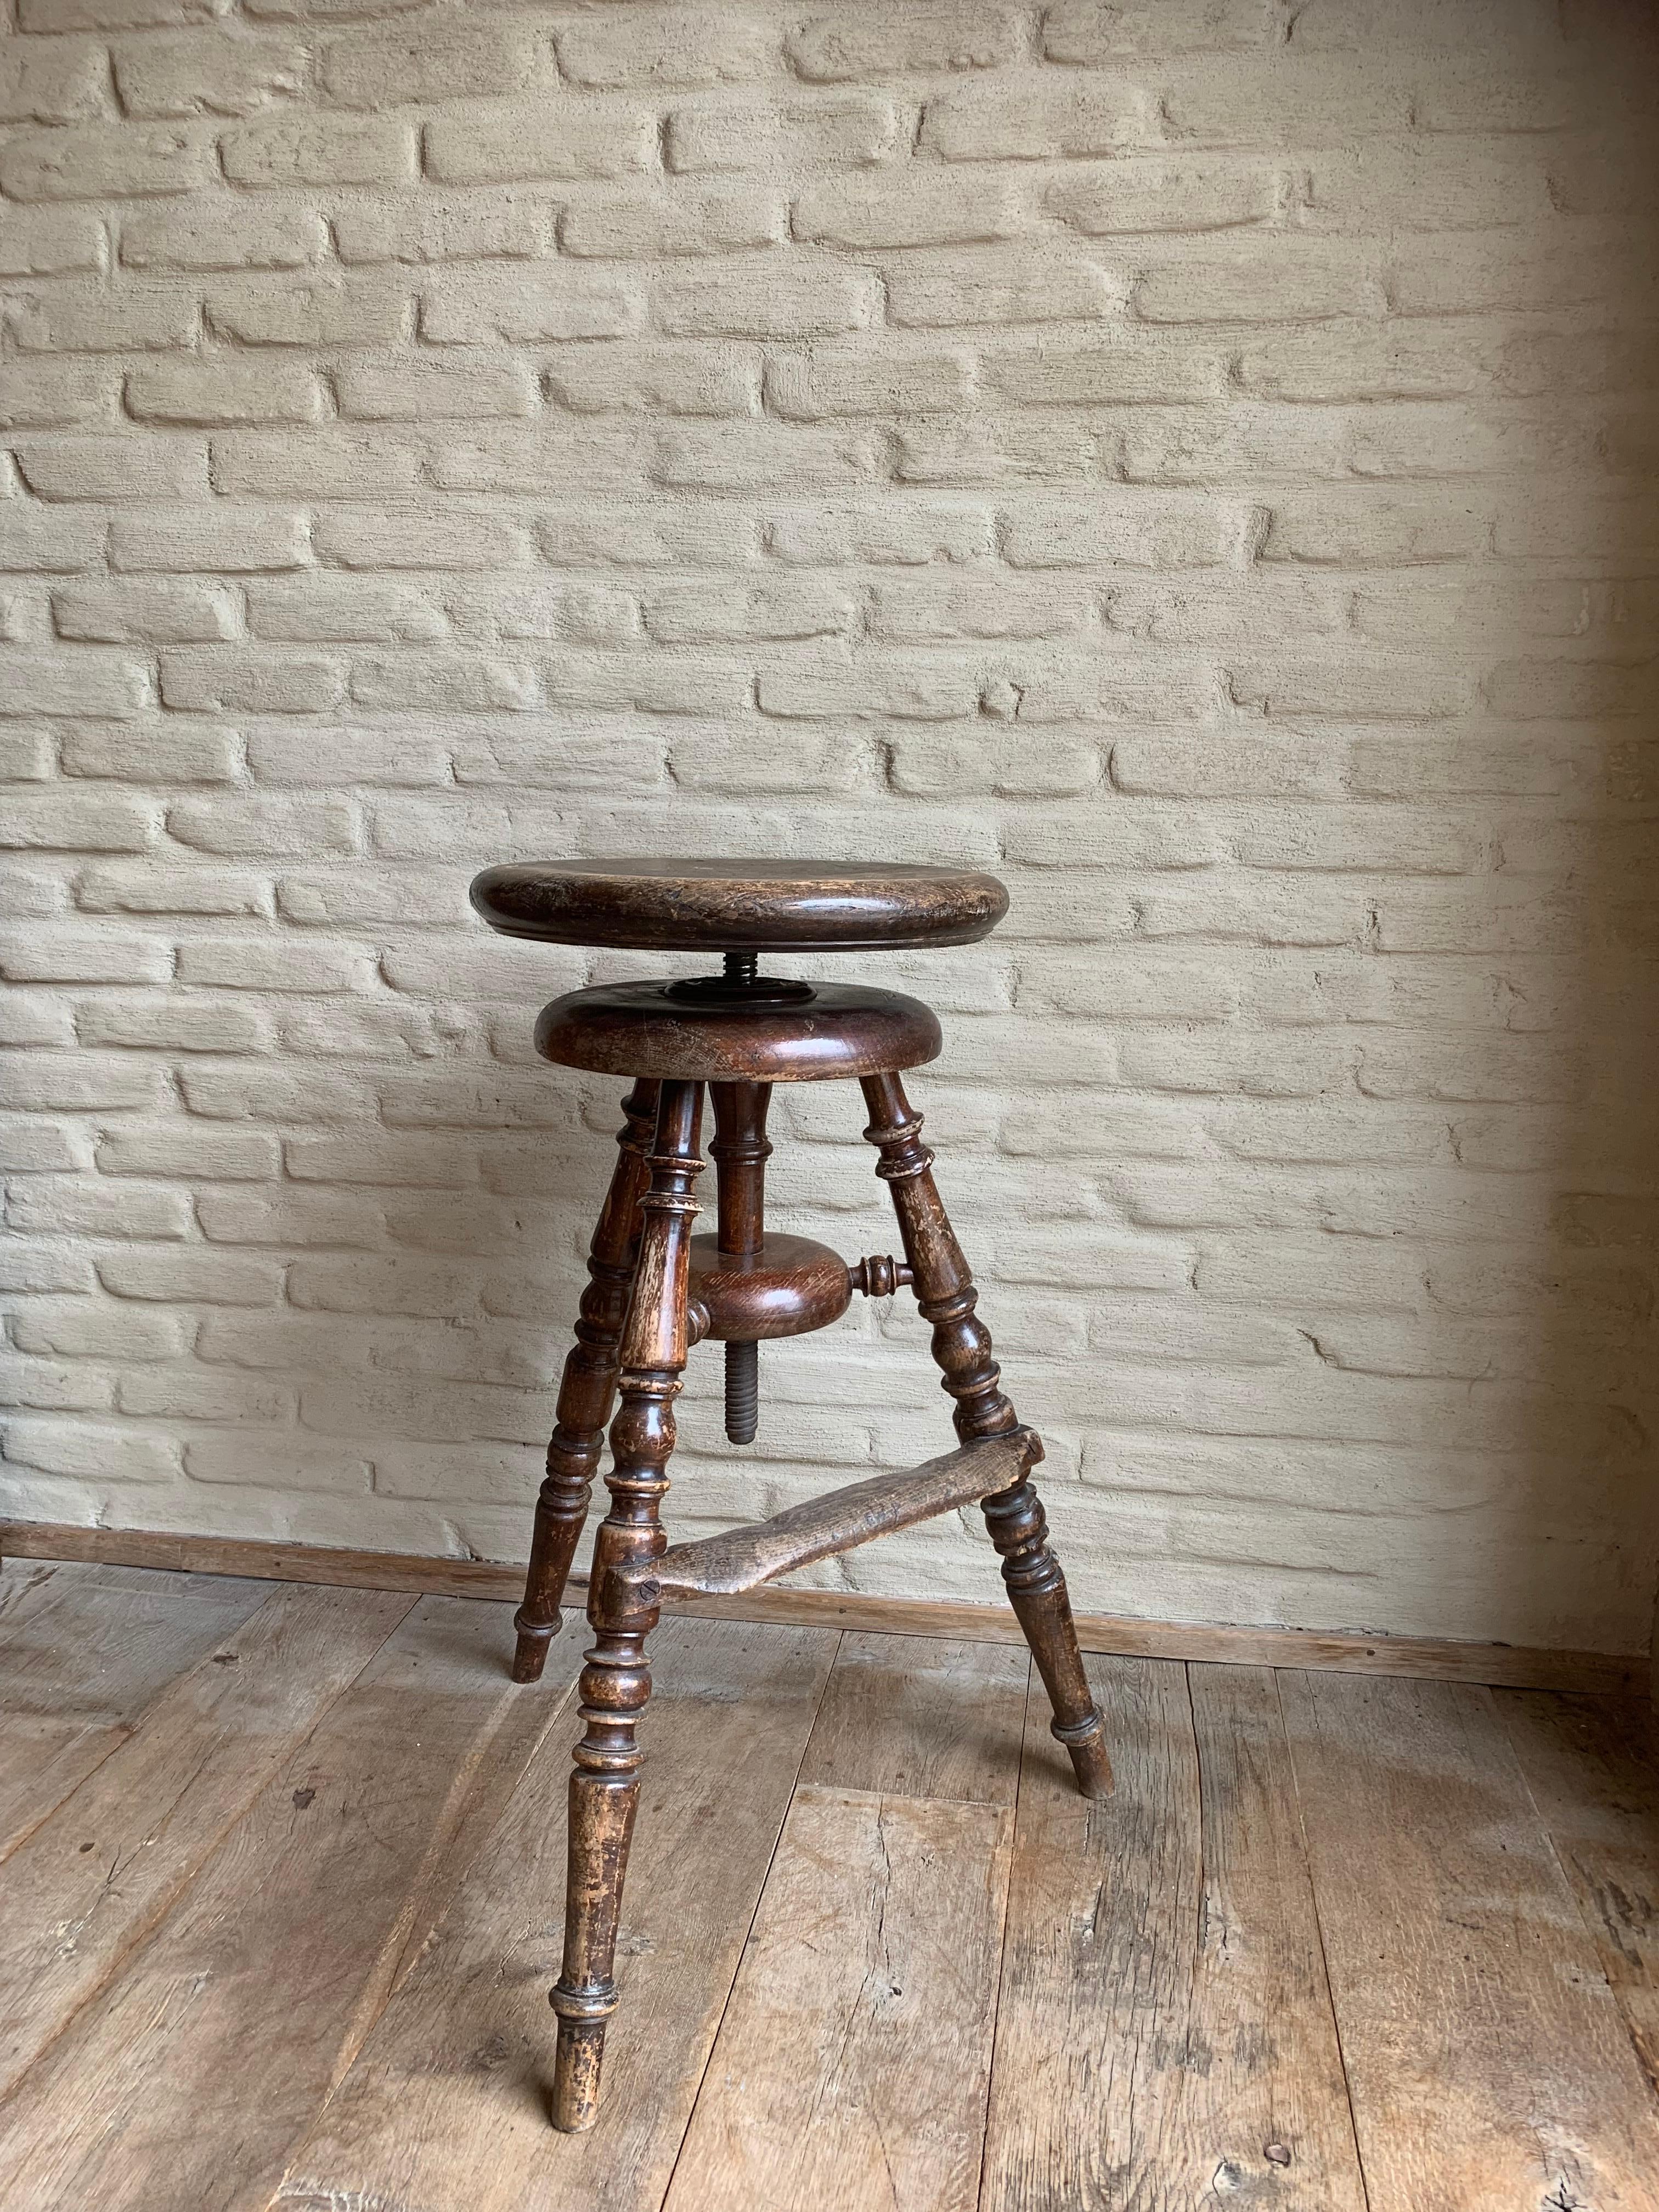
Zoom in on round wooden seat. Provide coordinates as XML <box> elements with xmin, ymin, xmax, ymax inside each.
<box><xmin>534</xmin><ymin>980</ymin><xmax>940</xmax><ymax>1083</ymax></box>
<box><xmin>470</xmin><ymin>857</ymin><xmax>1007</xmax><ymax>953</ymax></box>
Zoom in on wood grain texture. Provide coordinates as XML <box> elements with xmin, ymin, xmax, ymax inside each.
<box><xmin>1499</xmin><ymin>1688</ymin><xmax>1659</xmax><ymax>2096</ymax></box>
<box><xmin>1280</xmin><ymin>1669</ymin><xmax>1659</xmax><ymax>2212</ymax></box>
<box><xmin>512</xmin><ymin>1076</ymin><xmax>657</xmax><ymax>1683</ymax></box>
<box><xmin>533</xmin><ymin>978</ymin><xmax>942</xmax><ymax>1084</ymax></box>
<box><xmin>665</xmin><ymin>1784</ymin><xmax>1012</xmax><ymax>2212</ymax></box>
<box><xmin>980</xmin><ymin>1656</ymin><xmax>1365</xmax><ymax>2212</ymax></box>
<box><xmin>0</xmin><ymin>1596</ymin><xmax>582</xmax><ymax>2212</ymax></box>
<box><xmin>798</xmin><ymin>1632</ymin><xmax>1030</xmax><ymax>1808</ymax></box>
<box><xmin>5</xmin><ymin>1573</ymin><xmax>1659</xmax><ymax>2212</ymax></box>
<box><xmin>687</xmin><ymin>1229</ymin><xmax>853</xmax><ymax>1342</ymax></box>
<box><xmin>860</xmin><ymin>1070</ymin><xmax>1111</xmax><ymax>1797</ymax></box>
<box><xmin>0</xmin><ymin>1559</ymin><xmax>271</xmax><ymax>1864</ymax></box>
<box><xmin>269</xmin><ymin>1618</ymin><xmax>837</xmax><ymax>2212</ymax></box>
<box><xmin>1186</xmin><ymin>1666</ymin><xmax>1369</xmax><ymax>2209</ymax></box>
<box><xmin>471</xmin><ymin>857</ymin><xmax>1009</xmax><ymax>953</ymax></box>
<box><xmin>549</xmin><ymin>1076</ymin><xmax>704</xmax><ymax>2130</ymax></box>
<box><xmin>0</xmin><ymin>1582</ymin><xmax>411</xmax><ymax>2104</ymax></box>
<box><xmin>3</xmin><ymin>1523</ymin><xmax>1646</xmax><ymax>1692</ymax></box>
<box><xmin>620</xmin><ymin>1432</ymin><xmax>1038</xmax><ymax>1604</ymax></box>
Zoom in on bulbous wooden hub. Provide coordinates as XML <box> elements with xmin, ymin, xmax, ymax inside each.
<box><xmin>687</xmin><ymin>1231</ymin><xmax>853</xmax><ymax>1341</ymax></box>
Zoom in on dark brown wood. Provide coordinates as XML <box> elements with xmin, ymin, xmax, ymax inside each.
<box><xmin>535</xmin><ymin>978</ymin><xmax>941</xmax><ymax>1083</ymax></box>
<box><xmin>850</xmin><ymin>1251</ymin><xmax>915</xmax><ymax>1297</ymax></box>
<box><xmin>550</xmin><ymin>1077</ymin><xmax>703</xmax><ymax>2134</ymax></box>
<box><xmin>471</xmin><ymin>857</ymin><xmax>1008</xmax><ymax>952</ymax></box>
<box><xmin>512</xmin><ymin>1079</ymin><xmax>658</xmax><ymax>1684</ymax></box>
<box><xmin>709</xmin><ymin>1080</ymin><xmax>770</xmax><ymax>1443</ymax></box>
<box><xmin>687</xmin><ymin>1229</ymin><xmax>854</xmax><ymax>1341</ymax></box>
<box><xmin>709</xmin><ymin>1079</ymin><xmax>770</xmax><ymax>1259</ymax></box>
<box><xmin>861</xmin><ymin>1070</ymin><xmax>1113</xmax><ymax>1799</ymax></box>
<box><xmin>618</xmin><ymin>1432</ymin><xmax>1042</xmax><ymax>1604</ymax></box>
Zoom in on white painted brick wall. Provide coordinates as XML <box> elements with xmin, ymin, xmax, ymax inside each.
<box><xmin>2</xmin><ymin>0</ymin><xmax>1657</xmax><ymax>1656</ymax></box>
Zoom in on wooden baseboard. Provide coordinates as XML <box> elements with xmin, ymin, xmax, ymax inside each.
<box><xmin>1</xmin><ymin>1517</ymin><xmax>1644</xmax><ymax>1697</ymax></box>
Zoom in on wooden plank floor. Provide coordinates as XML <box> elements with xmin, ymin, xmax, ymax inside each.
<box><xmin>2</xmin><ymin>1559</ymin><xmax>1656</xmax><ymax>2212</ymax></box>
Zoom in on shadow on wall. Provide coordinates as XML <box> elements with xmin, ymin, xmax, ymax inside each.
<box><xmin>1510</xmin><ymin>397</ymin><xmax>1659</xmax><ymax>1668</ymax></box>
<box><xmin>366</xmin><ymin>10</ymin><xmax>1659</xmax><ymax>1662</ymax></box>
<box><xmin>1385</xmin><ymin>9</ymin><xmax>1659</xmax><ymax>1662</ymax></box>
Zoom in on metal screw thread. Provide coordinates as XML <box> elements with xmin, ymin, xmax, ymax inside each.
<box><xmin>724</xmin><ymin>1339</ymin><xmax>759</xmax><ymax>1444</ymax></box>
<box><xmin>723</xmin><ymin>949</ymin><xmax>759</xmax><ymax>990</ymax></box>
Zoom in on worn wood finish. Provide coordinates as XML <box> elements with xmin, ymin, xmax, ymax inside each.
<box><xmin>1280</xmin><ymin>1669</ymin><xmax>1659</xmax><ymax>2211</ymax></box>
<box><xmin>551</xmin><ymin>1079</ymin><xmax>704</xmax><ymax>2133</ymax></box>
<box><xmin>513</xmin><ymin>1078</ymin><xmax>658</xmax><ymax>1685</ymax></box>
<box><xmin>0</xmin><ymin>1582</ymin><xmax>410</xmax><ymax>2105</ymax></box>
<box><xmin>269</xmin><ymin>1619</ymin><xmax>837</xmax><ymax>2212</ymax></box>
<box><xmin>0</xmin><ymin>1560</ymin><xmax>270</xmax><ymax>1864</ymax></box>
<box><xmin>665</xmin><ymin>1785</ymin><xmax>1012</xmax><ymax>2212</ymax></box>
<box><xmin>980</xmin><ymin>1656</ymin><xmax>1367</xmax><ymax>2212</ymax></box>
<box><xmin>471</xmin><ymin>857</ymin><xmax>1009</xmax><ymax>953</ymax></box>
<box><xmin>1499</xmin><ymin>1689</ymin><xmax>1659</xmax><ymax>2095</ymax></box>
<box><xmin>687</xmin><ymin>1229</ymin><xmax>853</xmax><ymax>1342</ymax></box>
<box><xmin>862</xmin><ymin>1070</ymin><xmax>1112</xmax><ymax>1799</ymax></box>
<box><xmin>5</xmin><ymin>1576</ymin><xmax>1659</xmax><ymax>2211</ymax></box>
<box><xmin>798</xmin><ymin>1632</ymin><xmax>1030</xmax><ymax>1807</ymax></box>
<box><xmin>5</xmin><ymin>1523</ymin><xmax>1646</xmax><ymax>1692</ymax></box>
<box><xmin>619</xmin><ymin>1432</ymin><xmax>1040</xmax><ymax>1606</ymax></box>
<box><xmin>0</xmin><ymin>1595</ymin><xmax>582</xmax><ymax>2212</ymax></box>
<box><xmin>1184</xmin><ymin>1666</ymin><xmax>1370</xmax><ymax>2208</ymax></box>
<box><xmin>535</xmin><ymin>978</ymin><xmax>942</xmax><ymax>1082</ymax></box>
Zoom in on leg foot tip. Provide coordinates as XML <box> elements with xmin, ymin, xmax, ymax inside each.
<box><xmin>551</xmin><ymin>2017</ymin><xmax>607</xmax><ymax>2132</ymax></box>
<box><xmin>510</xmin><ymin>1622</ymin><xmax>557</xmax><ymax>1684</ymax></box>
<box><xmin>1056</xmin><ymin>1717</ymin><xmax>1114</xmax><ymax>1797</ymax></box>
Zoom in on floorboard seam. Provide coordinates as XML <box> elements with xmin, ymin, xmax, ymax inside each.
<box><xmin>654</xmin><ymin>1624</ymin><xmax>847</xmax><ymax>2212</ymax></box>
<box><xmin>0</xmin><ymin>1573</ymin><xmax>274</xmax><ymax>1874</ymax></box>
<box><xmin>1494</xmin><ymin>1692</ymin><xmax>1659</xmax><ymax>2117</ymax></box>
<box><xmin>0</xmin><ymin>1590</ymin><xmax>424</xmax><ymax>2133</ymax></box>
<box><xmin>1272</xmin><ymin>1668</ymin><xmax>1374</xmax><ymax>2212</ymax></box>
<box><xmin>971</xmin><ymin>1654</ymin><xmax>1035</xmax><ymax>2212</ymax></box>
<box><xmin>258</xmin><ymin>1643</ymin><xmax>588</xmax><ymax>2210</ymax></box>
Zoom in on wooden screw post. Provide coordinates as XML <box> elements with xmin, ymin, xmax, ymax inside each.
<box><xmin>860</xmin><ymin>1071</ymin><xmax>1113</xmax><ymax>1798</ymax></box>
<box><xmin>512</xmin><ymin>1079</ymin><xmax>659</xmax><ymax>1685</ymax></box>
<box><xmin>549</xmin><ymin>1080</ymin><xmax>704</xmax><ymax>2130</ymax></box>
<box><xmin>708</xmin><ymin>1079</ymin><xmax>772</xmax><ymax>1444</ymax></box>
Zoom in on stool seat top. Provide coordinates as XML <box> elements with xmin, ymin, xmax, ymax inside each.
<box><xmin>470</xmin><ymin>857</ymin><xmax>1007</xmax><ymax>953</ymax></box>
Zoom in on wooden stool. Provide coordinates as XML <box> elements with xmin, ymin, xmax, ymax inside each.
<box><xmin>471</xmin><ymin>858</ymin><xmax>1113</xmax><ymax>2133</ymax></box>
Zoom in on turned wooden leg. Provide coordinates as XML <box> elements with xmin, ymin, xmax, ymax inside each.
<box><xmin>549</xmin><ymin>1079</ymin><xmax>703</xmax><ymax>2132</ymax></box>
<box><xmin>861</xmin><ymin>1071</ymin><xmax>1113</xmax><ymax>1798</ymax></box>
<box><xmin>512</xmin><ymin>1080</ymin><xmax>659</xmax><ymax>1684</ymax></box>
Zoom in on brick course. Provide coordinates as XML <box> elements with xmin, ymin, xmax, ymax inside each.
<box><xmin>1</xmin><ymin>0</ymin><xmax>1656</xmax><ymax>1654</ymax></box>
